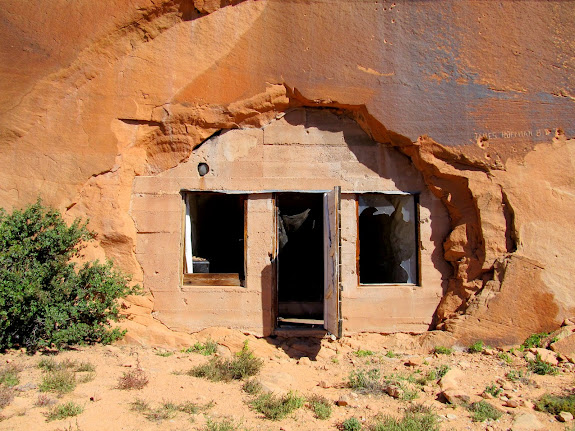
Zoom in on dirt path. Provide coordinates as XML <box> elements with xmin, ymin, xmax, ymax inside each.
<box><xmin>0</xmin><ymin>329</ymin><xmax>573</xmax><ymax>431</ymax></box>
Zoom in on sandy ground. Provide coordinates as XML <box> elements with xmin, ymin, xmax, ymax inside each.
<box><xmin>0</xmin><ymin>328</ymin><xmax>573</xmax><ymax>431</ymax></box>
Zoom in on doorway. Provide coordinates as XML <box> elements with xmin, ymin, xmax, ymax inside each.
<box><xmin>276</xmin><ymin>193</ymin><xmax>324</xmax><ymax>327</ymax></box>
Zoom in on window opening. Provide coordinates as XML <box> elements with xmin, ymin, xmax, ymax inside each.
<box><xmin>358</xmin><ymin>193</ymin><xmax>418</xmax><ymax>284</ymax></box>
<box><xmin>183</xmin><ymin>192</ymin><xmax>245</xmax><ymax>286</ymax></box>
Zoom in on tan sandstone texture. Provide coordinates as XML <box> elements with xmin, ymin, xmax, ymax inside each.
<box><xmin>1</xmin><ymin>0</ymin><xmax>575</xmax><ymax>346</ymax></box>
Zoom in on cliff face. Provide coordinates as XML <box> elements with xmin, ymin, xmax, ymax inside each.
<box><xmin>1</xmin><ymin>0</ymin><xmax>574</xmax><ymax>345</ymax></box>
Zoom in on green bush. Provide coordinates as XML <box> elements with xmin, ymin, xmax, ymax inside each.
<box><xmin>308</xmin><ymin>394</ymin><xmax>332</xmax><ymax>420</ymax></box>
<box><xmin>370</xmin><ymin>412</ymin><xmax>440</xmax><ymax>431</ymax></box>
<box><xmin>468</xmin><ymin>341</ymin><xmax>484</xmax><ymax>353</ymax></box>
<box><xmin>45</xmin><ymin>401</ymin><xmax>84</xmax><ymax>421</ymax></box>
<box><xmin>0</xmin><ymin>200</ymin><xmax>140</xmax><ymax>352</ymax></box>
<box><xmin>536</xmin><ymin>393</ymin><xmax>575</xmax><ymax>416</ymax></box>
<box><xmin>250</xmin><ymin>391</ymin><xmax>304</xmax><ymax>420</ymax></box>
<box><xmin>522</xmin><ymin>332</ymin><xmax>550</xmax><ymax>349</ymax></box>
<box><xmin>341</xmin><ymin>417</ymin><xmax>362</xmax><ymax>431</ymax></box>
<box><xmin>433</xmin><ymin>346</ymin><xmax>453</xmax><ymax>355</ymax></box>
<box><xmin>528</xmin><ymin>355</ymin><xmax>559</xmax><ymax>376</ymax></box>
<box><xmin>467</xmin><ymin>401</ymin><xmax>502</xmax><ymax>422</ymax></box>
<box><xmin>189</xmin><ymin>341</ymin><xmax>263</xmax><ymax>382</ymax></box>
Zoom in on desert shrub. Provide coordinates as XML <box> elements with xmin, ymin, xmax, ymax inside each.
<box><xmin>498</xmin><ymin>352</ymin><xmax>512</xmax><ymax>364</ymax></box>
<box><xmin>117</xmin><ymin>368</ymin><xmax>149</xmax><ymax>390</ymax></box>
<box><xmin>467</xmin><ymin>401</ymin><xmax>502</xmax><ymax>422</ymax></box>
<box><xmin>250</xmin><ymin>391</ymin><xmax>304</xmax><ymax>420</ymax></box>
<box><xmin>35</xmin><ymin>394</ymin><xmax>56</xmax><ymax>407</ymax></box>
<box><xmin>341</xmin><ymin>417</ymin><xmax>362</xmax><ymax>431</ymax></box>
<box><xmin>45</xmin><ymin>401</ymin><xmax>84</xmax><ymax>421</ymax></box>
<box><xmin>370</xmin><ymin>412</ymin><xmax>440</xmax><ymax>431</ymax></box>
<box><xmin>383</xmin><ymin>374</ymin><xmax>419</xmax><ymax>401</ymax></box>
<box><xmin>203</xmin><ymin>417</ymin><xmax>242</xmax><ymax>431</ymax></box>
<box><xmin>182</xmin><ymin>339</ymin><xmax>218</xmax><ymax>356</ymax></box>
<box><xmin>0</xmin><ymin>385</ymin><xmax>14</xmax><ymax>408</ymax></box>
<box><xmin>39</xmin><ymin>369</ymin><xmax>76</xmax><ymax>394</ymax></box>
<box><xmin>349</xmin><ymin>368</ymin><xmax>383</xmax><ymax>393</ymax></box>
<box><xmin>130</xmin><ymin>398</ymin><xmax>211</xmax><ymax>421</ymax></box>
<box><xmin>535</xmin><ymin>393</ymin><xmax>575</xmax><ymax>416</ymax></box>
<box><xmin>484</xmin><ymin>383</ymin><xmax>502</xmax><ymax>397</ymax></box>
<box><xmin>505</xmin><ymin>370</ymin><xmax>529</xmax><ymax>383</ymax></box>
<box><xmin>433</xmin><ymin>346</ymin><xmax>453</xmax><ymax>355</ymax></box>
<box><xmin>468</xmin><ymin>341</ymin><xmax>484</xmax><ymax>353</ymax></box>
<box><xmin>308</xmin><ymin>394</ymin><xmax>332</xmax><ymax>420</ymax></box>
<box><xmin>0</xmin><ymin>363</ymin><xmax>22</xmax><ymax>387</ymax></box>
<box><xmin>522</xmin><ymin>332</ymin><xmax>550</xmax><ymax>349</ymax></box>
<box><xmin>385</xmin><ymin>351</ymin><xmax>397</xmax><ymax>358</ymax></box>
<box><xmin>189</xmin><ymin>341</ymin><xmax>263</xmax><ymax>382</ymax></box>
<box><xmin>355</xmin><ymin>349</ymin><xmax>375</xmax><ymax>357</ymax></box>
<box><xmin>242</xmin><ymin>378</ymin><xmax>262</xmax><ymax>395</ymax></box>
<box><xmin>0</xmin><ymin>200</ymin><xmax>140</xmax><ymax>352</ymax></box>
<box><xmin>528</xmin><ymin>355</ymin><xmax>559</xmax><ymax>375</ymax></box>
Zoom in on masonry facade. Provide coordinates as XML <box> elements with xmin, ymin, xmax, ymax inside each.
<box><xmin>131</xmin><ymin>109</ymin><xmax>451</xmax><ymax>337</ymax></box>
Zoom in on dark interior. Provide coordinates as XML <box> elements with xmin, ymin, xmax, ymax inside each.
<box><xmin>276</xmin><ymin>193</ymin><xmax>324</xmax><ymax>324</ymax></box>
<box><xmin>187</xmin><ymin>192</ymin><xmax>245</xmax><ymax>280</ymax></box>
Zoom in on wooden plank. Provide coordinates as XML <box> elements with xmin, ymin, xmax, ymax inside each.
<box><xmin>183</xmin><ymin>273</ymin><xmax>242</xmax><ymax>286</ymax></box>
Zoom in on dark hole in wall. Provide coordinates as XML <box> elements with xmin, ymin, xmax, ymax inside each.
<box><xmin>358</xmin><ymin>194</ymin><xmax>418</xmax><ymax>284</ymax></box>
<box><xmin>185</xmin><ymin>192</ymin><xmax>245</xmax><ymax>279</ymax></box>
<box><xmin>277</xmin><ymin>193</ymin><xmax>324</xmax><ymax>320</ymax></box>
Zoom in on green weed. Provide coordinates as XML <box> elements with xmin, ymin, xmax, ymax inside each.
<box><xmin>45</xmin><ymin>402</ymin><xmax>84</xmax><ymax>422</ymax></box>
<box><xmin>505</xmin><ymin>370</ymin><xmax>529</xmax><ymax>382</ymax></box>
<box><xmin>484</xmin><ymin>383</ymin><xmax>502</xmax><ymax>397</ymax></box>
<box><xmin>182</xmin><ymin>339</ymin><xmax>218</xmax><ymax>356</ymax></box>
<box><xmin>0</xmin><ymin>363</ymin><xmax>21</xmax><ymax>387</ymax></box>
<box><xmin>355</xmin><ymin>349</ymin><xmax>375</xmax><ymax>357</ymax></box>
<box><xmin>468</xmin><ymin>341</ymin><xmax>484</xmax><ymax>353</ymax></box>
<box><xmin>385</xmin><ymin>351</ymin><xmax>397</xmax><ymax>358</ymax></box>
<box><xmin>348</xmin><ymin>368</ymin><xmax>383</xmax><ymax>393</ymax></box>
<box><xmin>341</xmin><ymin>417</ymin><xmax>362</xmax><ymax>431</ymax></box>
<box><xmin>528</xmin><ymin>355</ymin><xmax>559</xmax><ymax>376</ymax></box>
<box><xmin>467</xmin><ymin>401</ymin><xmax>502</xmax><ymax>422</ymax></box>
<box><xmin>308</xmin><ymin>394</ymin><xmax>332</xmax><ymax>420</ymax></box>
<box><xmin>498</xmin><ymin>352</ymin><xmax>512</xmax><ymax>364</ymax></box>
<box><xmin>242</xmin><ymin>378</ymin><xmax>262</xmax><ymax>395</ymax></box>
<box><xmin>370</xmin><ymin>412</ymin><xmax>440</xmax><ymax>431</ymax></box>
<box><xmin>39</xmin><ymin>370</ymin><xmax>76</xmax><ymax>394</ymax></box>
<box><xmin>250</xmin><ymin>391</ymin><xmax>304</xmax><ymax>420</ymax></box>
<box><xmin>522</xmin><ymin>332</ymin><xmax>550</xmax><ymax>349</ymax></box>
<box><xmin>535</xmin><ymin>393</ymin><xmax>575</xmax><ymax>416</ymax></box>
<box><xmin>155</xmin><ymin>351</ymin><xmax>174</xmax><ymax>357</ymax></box>
<box><xmin>433</xmin><ymin>346</ymin><xmax>453</xmax><ymax>355</ymax></box>
<box><xmin>203</xmin><ymin>417</ymin><xmax>245</xmax><ymax>431</ymax></box>
<box><xmin>188</xmin><ymin>341</ymin><xmax>263</xmax><ymax>382</ymax></box>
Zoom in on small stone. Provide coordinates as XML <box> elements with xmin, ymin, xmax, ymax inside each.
<box><xmin>318</xmin><ymin>380</ymin><xmax>330</xmax><ymax>388</ymax></box>
<box><xmin>385</xmin><ymin>385</ymin><xmax>403</xmax><ymax>399</ymax></box>
<box><xmin>337</xmin><ymin>395</ymin><xmax>350</xmax><ymax>406</ymax></box>
<box><xmin>558</xmin><ymin>411</ymin><xmax>574</xmax><ymax>422</ymax></box>
<box><xmin>446</xmin><ymin>413</ymin><xmax>457</xmax><ymax>420</ymax></box>
<box><xmin>523</xmin><ymin>352</ymin><xmax>537</xmax><ymax>362</ymax></box>
<box><xmin>482</xmin><ymin>392</ymin><xmax>494</xmax><ymax>399</ymax></box>
<box><xmin>405</xmin><ymin>357</ymin><xmax>423</xmax><ymax>367</ymax></box>
<box><xmin>297</xmin><ymin>357</ymin><xmax>312</xmax><ymax>366</ymax></box>
<box><xmin>504</xmin><ymin>399</ymin><xmax>521</xmax><ymax>408</ymax></box>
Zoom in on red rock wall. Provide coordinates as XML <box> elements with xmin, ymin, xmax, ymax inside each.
<box><xmin>1</xmin><ymin>0</ymin><xmax>574</xmax><ymax>345</ymax></box>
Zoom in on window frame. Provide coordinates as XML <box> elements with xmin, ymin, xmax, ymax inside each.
<box><xmin>356</xmin><ymin>192</ymin><xmax>420</xmax><ymax>287</ymax></box>
<box><xmin>180</xmin><ymin>191</ymin><xmax>248</xmax><ymax>287</ymax></box>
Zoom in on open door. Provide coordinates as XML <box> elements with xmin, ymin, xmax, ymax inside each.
<box><xmin>324</xmin><ymin>186</ymin><xmax>342</xmax><ymax>338</ymax></box>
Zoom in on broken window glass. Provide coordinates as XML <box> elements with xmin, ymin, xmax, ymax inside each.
<box><xmin>358</xmin><ymin>193</ymin><xmax>418</xmax><ymax>284</ymax></box>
